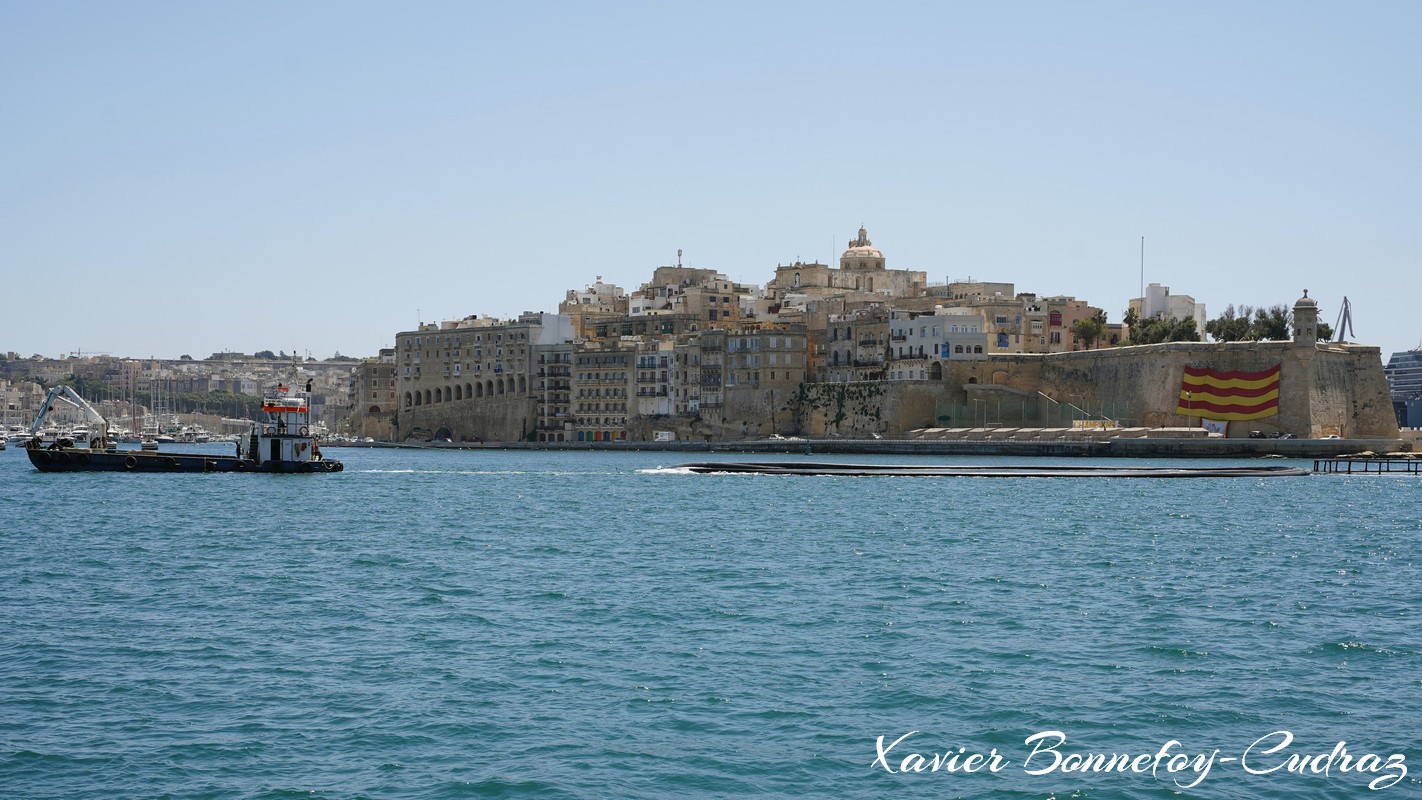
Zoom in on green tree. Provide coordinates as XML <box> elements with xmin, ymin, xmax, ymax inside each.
<box><xmin>1252</xmin><ymin>305</ymin><xmax>1291</xmax><ymax>341</ymax></box>
<box><xmin>1071</xmin><ymin>309</ymin><xmax>1109</xmax><ymax>349</ymax></box>
<box><xmin>1205</xmin><ymin>304</ymin><xmax>1254</xmax><ymax>341</ymax></box>
<box><xmin>1122</xmin><ymin>307</ymin><xmax>1140</xmax><ymax>342</ymax></box>
<box><xmin>1206</xmin><ymin>303</ymin><xmax>1303</xmax><ymax>342</ymax></box>
<box><xmin>1132</xmin><ymin>315</ymin><xmax>1200</xmax><ymax>344</ymax></box>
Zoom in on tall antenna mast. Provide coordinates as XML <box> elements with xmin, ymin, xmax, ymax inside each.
<box><xmin>1139</xmin><ymin>236</ymin><xmax>1144</xmax><ymax>301</ymax></box>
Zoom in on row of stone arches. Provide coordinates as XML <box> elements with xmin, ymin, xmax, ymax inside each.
<box><xmin>403</xmin><ymin>375</ymin><xmax>530</xmax><ymax>408</ymax></box>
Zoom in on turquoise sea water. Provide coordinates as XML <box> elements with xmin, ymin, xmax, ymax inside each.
<box><xmin>1</xmin><ymin>445</ymin><xmax>1419</xmax><ymax>799</ymax></box>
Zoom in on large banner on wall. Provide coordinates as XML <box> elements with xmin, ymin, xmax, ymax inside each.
<box><xmin>1176</xmin><ymin>364</ymin><xmax>1281</xmax><ymax>421</ymax></box>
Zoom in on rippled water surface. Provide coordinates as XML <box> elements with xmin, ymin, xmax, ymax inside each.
<box><xmin>2</xmin><ymin>446</ymin><xmax>1419</xmax><ymax>799</ymax></box>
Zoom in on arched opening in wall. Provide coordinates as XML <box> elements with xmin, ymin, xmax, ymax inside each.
<box><xmin>992</xmin><ymin>371</ymin><xmax>1008</xmax><ymax>384</ymax></box>
<box><xmin>967</xmin><ymin>377</ymin><xmax>978</xmax><ymax>384</ymax></box>
<box><xmin>929</xmin><ymin>363</ymin><xmax>943</xmax><ymax>380</ymax></box>
<box><xmin>518</xmin><ymin>375</ymin><xmax>526</xmax><ymax>393</ymax></box>
<box><xmin>476</xmin><ymin>382</ymin><xmax>484</xmax><ymax>398</ymax></box>
<box><xmin>435</xmin><ymin>426</ymin><xmax>453</xmax><ymax>441</ymax></box>
<box><xmin>497</xmin><ymin>378</ymin><xmax>505</xmax><ymax>395</ymax></box>
<box><xmin>423</xmin><ymin>389</ymin><xmax>432</xmax><ymax>405</ymax></box>
<box><xmin>454</xmin><ymin>385</ymin><xmax>462</xmax><ymax>401</ymax></box>
<box><xmin>832</xmin><ymin>351</ymin><xmax>840</xmax><ymax>366</ymax></box>
<box><xmin>414</xmin><ymin>392</ymin><xmax>422</xmax><ymax>406</ymax></box>
<box><xmin>465</xmin><ymin>382</ymin><xmax>473</xmax><ymax>399</ymax></box>
<box><xmin>486</xmin><ymin>380</ymin><xmax>494</xmax><ymax>397</ymax></box>
<box><xmin>444</xmin><ymin>386</ymin><xmax>452</xmax><ymax>403</ymax></box>
<box><xmin>404</xmin><ymin>392</ymin><xmax>413</xmax><ymax>407</ymax></box>
<box><xmin>369</xmin><ymin>405</ymin><xmax>382</xmax><ymax>413</ymax></box>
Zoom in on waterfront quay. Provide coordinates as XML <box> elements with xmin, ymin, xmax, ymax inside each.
<box><xmin>336</xmin><ymin>434</ymin><xmax>1410</xmax><ymax>459</ymax></box>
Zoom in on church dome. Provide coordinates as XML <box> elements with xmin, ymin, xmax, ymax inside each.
<box><xmin>840</xmin><ymin>225</ymin><xmax>885</xmax><ymax>268</ymax></box>
<box><xmin>1294</xmin><ymin>289</ymin><xmax>1317</xmax><ymax>308</ymax></box>
<box><xmin>842</xmin><ymin>244</ymin><xmax>883</xmax><ymax>258</ymax></box>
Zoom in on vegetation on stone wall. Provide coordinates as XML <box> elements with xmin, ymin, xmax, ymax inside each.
<box><xmin>794</xmin><ymin>381</ymin><xmax>886</xmax><ymax>431</ymax></box>
<box><xmin>1205</xmin><ymin>304</ymin><xmax>1333</xmax><ymax>342</ymax></box>
<box><xmin>1123</xmin><ymin>308</ymin><xmax>1201</xmax><ymax>344</ymax></box>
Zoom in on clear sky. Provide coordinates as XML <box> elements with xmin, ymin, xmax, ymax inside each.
<box><xmin>3</xmin><ymin>1</ymin><xmax>1419</xmax><ymax>361</ymax></box>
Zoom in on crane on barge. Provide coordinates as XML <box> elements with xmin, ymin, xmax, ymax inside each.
<box><xmin>28</xmin><ymin>386</ymin><xmax>114</xmax><ymax>450</ymax></box>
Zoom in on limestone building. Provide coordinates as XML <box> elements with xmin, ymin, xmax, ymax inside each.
<box><xmin>1130</xmin><ymin>282</ymin><xmax>1207</xmax><ymax>337</ymax></box>
<box><xmin>395</xmin><ymin>312</ymin><xmax>574</xmax><ymax>441</ymax></box>
<box><xmin>572</xmin><ymin>342</ymin><xmax>634</xmax><ymax>442</ymax></box>
<box><xmin>534</xmin><ymin>342</ymin><xmax>574</xmax><ymax>442</ymax></box>
<box><xmin>559</xmin><ymin>277</ymin><xmax>628</xmax><ymax>340</ymax></box>
<box><xmin>346</xmin><ymin>349</ymin><xmax>397</xmax><ymax>439</ymax></box>
<box><xmin>765</xmin><ymin>227</ymin><xmax>927</xmax><ymax>303</ymax></box>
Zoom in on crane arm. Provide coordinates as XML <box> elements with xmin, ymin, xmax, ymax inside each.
<box><xmin>28</xmin><ymin>386</ymin><xmax>110</xmax><ymax>439</ymax></box>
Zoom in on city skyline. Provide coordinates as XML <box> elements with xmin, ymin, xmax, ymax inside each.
<box><xmin>4</xmin><ymin>2</ymin><xmax>1419</xmax><ymax>360</ymax></box>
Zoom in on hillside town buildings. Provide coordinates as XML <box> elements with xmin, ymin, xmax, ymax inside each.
<box><xmin>0</xmin><ymin>352</ymin><xmax>359</xmax><ymax>434</ymax></box>
<box><xmin>19</xmin><ymin>224</ymin><xmax>1385</xmax><ymax>444</ymax></box>
<box><xmin>385</xmin><ymin>226</ymin><xmax>1135</xmax><ymax>442</ymax></box>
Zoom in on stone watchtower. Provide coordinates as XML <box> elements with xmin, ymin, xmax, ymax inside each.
<box><xmin>1293</xmin><ymin>289</ymin><xmax>1319</xmax><ymax>346</ymax></box>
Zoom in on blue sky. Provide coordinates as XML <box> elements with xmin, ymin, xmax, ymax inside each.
<box><xmin>3</xmin><ymin>1</ymin><xmax>1418</xmax><ymax>360</ymax></box>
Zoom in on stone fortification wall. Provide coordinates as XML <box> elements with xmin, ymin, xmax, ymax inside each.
<box><xmin>1303</xmin><ymin>344</ymin><xmax>1398</xmax><ymax>437</ymax></box>
<box><xmin>790</xmin><ymin>381</ymin><xmax>949</xmax><ymax>437</ymax></box>
<box><xmin>935</xmin><ymin>341</ymin><xmax>1396</xmax><ymax>438</ymax></box>
<box><xmin>395</xmin><ymin>342</ymin><xmax>1397</xmax><ymax>442</ymax></box>
<box><xmin>780</xmin><ymin>341</ymin><xmax>1396</xmax><ymax>439</ymax></box>
<box><xmin>397</xmin><ymin>397</ymin><xmax>536</xmax><ymax>442</ymax></box>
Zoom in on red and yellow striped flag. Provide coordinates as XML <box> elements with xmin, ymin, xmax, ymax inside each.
<box><xmin>1176</xmin><ymin>364</ymin><xmax>1280</xmax><ymax>421</ymax></box>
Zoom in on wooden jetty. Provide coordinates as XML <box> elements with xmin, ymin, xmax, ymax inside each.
<box><xmin>1312</xmin><ymin>456</ymin><xmax>1422</xmax><ymax>475</ymax></box>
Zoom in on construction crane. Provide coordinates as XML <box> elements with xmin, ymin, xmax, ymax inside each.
<box><xmin>1334</xmin><ymin>296</ymin><xmax>1355</xmax><ymax>343</ymax></box>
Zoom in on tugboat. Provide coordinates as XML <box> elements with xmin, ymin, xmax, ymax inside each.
<box><xmin>25</xmin><ymin>384</ymin><xmax>342</xmax><ymax>473</ymax></box>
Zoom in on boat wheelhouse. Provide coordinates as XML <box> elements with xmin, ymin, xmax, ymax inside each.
<box><xmin>243</xmin><ymin>385</ymin><xmax>332</xmax><ymax>469</ymax></box>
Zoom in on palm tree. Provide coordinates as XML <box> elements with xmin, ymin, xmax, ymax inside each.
<box><xmin>1072</xmin><ymin>309</ymin><xmax>1109</xmax><ymax>350</ymax></box>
